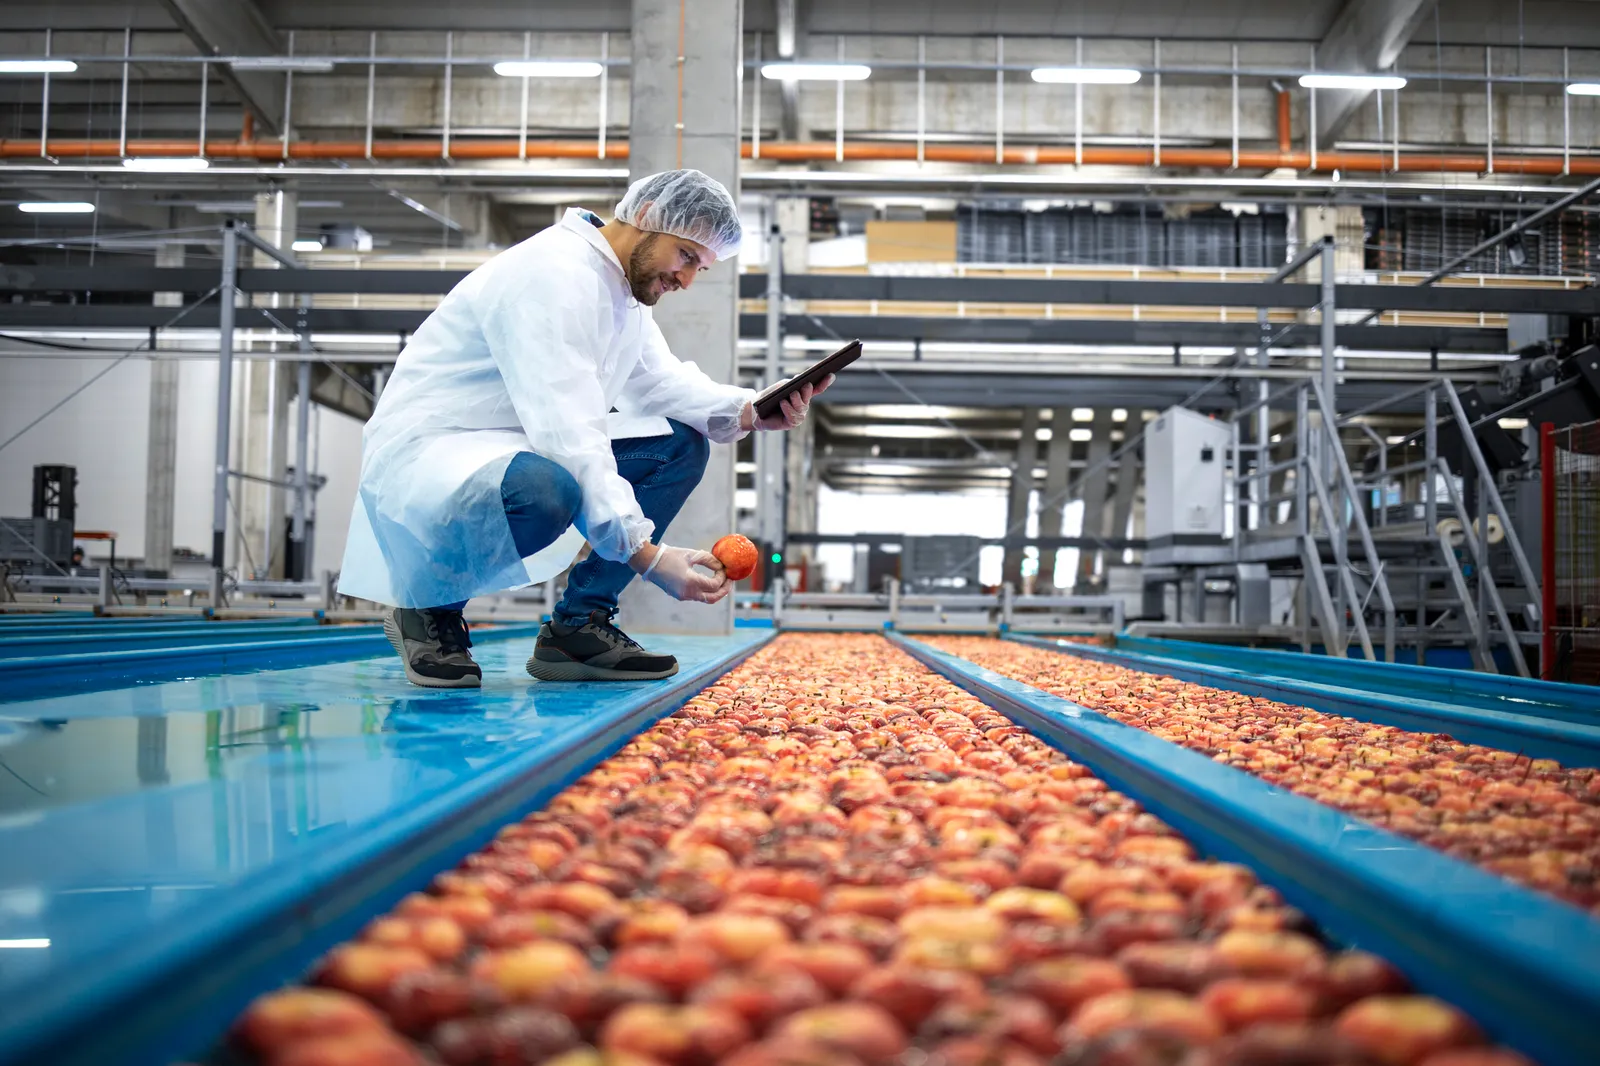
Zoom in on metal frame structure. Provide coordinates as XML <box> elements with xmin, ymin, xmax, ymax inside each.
<box><xmin>3</xmin><ymin>32</ymin><xmax>1600</xmax><ymax>176</ymax></box>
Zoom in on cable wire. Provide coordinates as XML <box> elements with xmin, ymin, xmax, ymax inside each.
<box><xmin>0</xmin><ymin>284</ymin><xmax>221</xmax><ymax>456</ymax></box>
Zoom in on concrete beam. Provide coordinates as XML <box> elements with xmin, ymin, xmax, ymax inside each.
<box><xmin>157</xmin><ymin>0</ymin><xmax>286</xmax><ymax>133</ymax></box>
<box><xmin>1313</xmin><ymin>0</ymin><xmax>1432</xmax><ymax>143</ymax></box>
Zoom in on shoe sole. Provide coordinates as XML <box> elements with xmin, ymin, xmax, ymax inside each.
<box><xmin>383</xmin><ymin>613</ymin><xmax>482</xmax><ymax>689</ymax></box>
<box><xmin>525</xmin><ymin>654</ymin><xmax>680</xmax><ymax>682</ymax></box>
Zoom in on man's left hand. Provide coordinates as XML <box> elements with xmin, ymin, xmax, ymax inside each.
<box><xmin>742</xmin><ymin>373</ymin><xmax>835</xmax><ymax>432</ymax></box>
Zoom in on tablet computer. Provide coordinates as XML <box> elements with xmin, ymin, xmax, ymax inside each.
<box><xmin>753</xmin><ymin>339</ymin><xmax>861</xmax><ymax>421</ymax></box>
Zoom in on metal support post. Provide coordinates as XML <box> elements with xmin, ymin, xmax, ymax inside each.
<box><xmin>771</xmin><ymin>577</ymin><xmax>785</xmax><ymax>628</ymax></box>
<box><xmin>208</xmin><ymin>566</ymin><xmax>225</xmax><ymax>611</ymax></box>
<box><xmin>291</xmin><ymin>336</ymin><xmax>312</xmax><ymax>576</ymax></box>
<box><xmin>98</xmin><ymin>565</ymin><xmax>112</xmax><ymax>608</ymax></box>
<box><xmin>321</xmin><ymin>569</ymin><xmax>338</xmax><ymax>611</ymax></box>
<box><xmin>211</xmin><ymin>222</ymin><xmax>240</xmax><ymax>568</ymax></box>
<box><xmin>1318</xmin><ymin>237</ymin><xmax>1337</xmax><ymax>440</ymax></box>
<box><xmin>1001</xmin><ymin>582</ymin><xmax>1015</xmax><ymax>629</ymax></box>
<box><xmin>887</xmin><ymin>577</ymin><xmax>901</xmax><ymax>629</ymax></box>
<box><xmin>1540</xmin><ymin>422</ymin><xmax>1557</xmax><ymax>680</ymax></box>
<box><xmin>759</xmin><ymin>220</ymin><xmax>785</xmax><ymax>548</ymax></box>
<box><xmin>1424</xmin><ymin>387</ymin><xmax>1438</xmax><ymax>532</ymax></box>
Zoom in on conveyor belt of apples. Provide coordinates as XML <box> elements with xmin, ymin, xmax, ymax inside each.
<box><xmin>22</xmin><ymin>630</ymin><xmax>1600</xmax><ymax>1066</ymax></box>
<box><xmin>222</xmin><ymin>632</ymin><xmax>1599</xmax><ymax>1066</ymax></box>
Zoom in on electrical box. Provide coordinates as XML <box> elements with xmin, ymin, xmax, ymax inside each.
<box><xmin>1145</xmin><ymin>406</ymin><xmax>1231</xmax><ymax>543</ymax></box>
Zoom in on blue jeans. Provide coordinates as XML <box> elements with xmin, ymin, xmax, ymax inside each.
<box><xmin>437</xmin><ymin>419</ymin><xmax>710</xmax><ymax>622</ymax></box>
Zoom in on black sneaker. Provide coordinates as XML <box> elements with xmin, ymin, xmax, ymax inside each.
<box><xmin>526</xmin><ymin>609</ymin><xmax>679</xmax><ymax>681</ymax></box>
<box><xmin>382</xmin><ymin>606</ymin><xmax>482</xmax><ymax>688</ymax></box>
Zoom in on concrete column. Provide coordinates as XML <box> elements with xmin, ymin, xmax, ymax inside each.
<box><xmin>239</xmin><ymin>190</ymin><xmax>297</xmax><ymax>579</ymax></box>
<box><xmin>776</xmin><ymin>197</ymin><xmax>810</xmax><ymax>275</ymax></box>
<box><xmin>1109</xmin><ymin>410</ymin><xmax>1144</xmax><ymax>555</ymax></box>
<box><xmin>143</xmin><ymin>242</ymin><xmax>183</xmax><ymax>575</ymax></box>
<box><xmin>784</xmin><ymin>410</ymin><xmax>817</xmax><ymax>570</ymax></box>
<box><xmin>1075</xmin><ymin>409</ymin><xmax>1115</xmax><ymax>588</ymax></box>
<box><xmin>1300</xmin><ymin>205</ymin><xmax>1364</xmax><ymax>279</ymax></box>
<box><xmin>1002</xmin><ymin>407</ymin><xmax>1040</xmax><ymax>589</ymax></box>
<box><xmin>1035</xmin><ymin>410</ymin><xmax>1072</xmax><ymax>588</ymax></box>
<box><xmin>617</xmin><ymin>0</ymin><xmax>744</xmax><ymax>634</ymax></box>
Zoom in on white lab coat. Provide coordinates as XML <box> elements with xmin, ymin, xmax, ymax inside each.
<box><xmin>337</xmin><ymin>208</ymin><xmax>754</xmax><ymax>609</ymax></box>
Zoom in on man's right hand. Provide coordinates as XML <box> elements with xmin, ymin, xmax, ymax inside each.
<box><xmin>630</xmin><ymin>543</ymin><xmax>730</xmax><ymax>604</ymax></box>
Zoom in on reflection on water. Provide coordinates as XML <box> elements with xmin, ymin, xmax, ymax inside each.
<box><xmin>0</xmin><ymin>699</ymin><xmax>391</xmax><ymax>816</ymax></box>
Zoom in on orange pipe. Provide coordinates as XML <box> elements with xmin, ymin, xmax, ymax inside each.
<box><xmin>6</xmin><ymin>136</ymin><xmax>1599</xmax><ymax>176</ymax></box>
<box><xmin>1276</xmin><ymin>90</ymin><xmax>1291</xmax><ymax>154</ymax></box>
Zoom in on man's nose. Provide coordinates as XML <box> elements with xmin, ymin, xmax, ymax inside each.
<box><xmin>674</xmin><ymin>266</ymin><xmax>698</xmax><ymax>291</ymax></box>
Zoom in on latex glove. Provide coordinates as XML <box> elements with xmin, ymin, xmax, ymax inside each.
<box><xmin>633</xmin><ymin>543</ymin><xmax>730</xmax><ymax>604</ymax></box>
<box><xmin>742</xmin><ymin>374</ymin><xmax>835</xmax><ymax>432</ymax></box>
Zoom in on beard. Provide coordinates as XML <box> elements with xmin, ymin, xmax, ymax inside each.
<box><xmin>627</xmin><ymin>232</ymin><xmax>675</xmax><ymax>306</ymax></box>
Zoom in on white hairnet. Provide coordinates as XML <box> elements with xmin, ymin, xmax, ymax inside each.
<box><xmin>614</xmin><ymin>169</ymin><xmax>743</xmax><ymax>261</ymax></box>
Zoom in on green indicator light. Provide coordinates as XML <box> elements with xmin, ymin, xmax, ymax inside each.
<box><xmin>771</xmin><ymin>553</ymin><xmax>783</xmax><ymax>564</ymax></box>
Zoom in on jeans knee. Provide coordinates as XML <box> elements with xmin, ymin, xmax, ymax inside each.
<box><xmin>504</xmin><ymin>452</ymin><xmax>582</xmax><ymax>530</ymax></box>
<box><xmin>668</xmin><ymin>419</ymin><xmax>710</xmax><ymax>478</ymax></box>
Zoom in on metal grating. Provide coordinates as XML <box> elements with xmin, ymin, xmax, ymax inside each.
<box><xmin>959</xmin><ymin>207</ymin><xmax>1283</xmax><ymax>268</ymax></box>
<box><xmin>1551</xmin><ymin>419</ymin><xmax>1600</xmax><ymax>684</ymax></box>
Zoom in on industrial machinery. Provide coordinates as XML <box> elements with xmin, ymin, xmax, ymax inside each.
<box><xmin>0</xmin><ymin>465</ymin><xmax>77</xmax><ymax>574</ymax></box>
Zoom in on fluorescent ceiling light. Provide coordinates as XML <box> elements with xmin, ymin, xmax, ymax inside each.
<box><xmin>0</xmin><ymin>60</ymin><xmax>77</xmax><ymax>75</ymax></box>
<box><xmin>291</xmin><ymin>239</ymin><xmax>324</xmax><ymax>252</ymax></box>
<box><xmin>1030</xmin><ymin>67</ymin><xmax>1141</xmax><ymax>85</ymax></box>
<box><xmin>0</xmin><ymin>939</ymin><xmax>49</xmax><ymax>948</ymax></box>
<box><xmin>18</xmin><ymin>201</ymin><xmax>95</xmax><ymax>214</ymax></box>
<box><xmin>123</xmin><ymin>157</ymin><xmax>210</xmax><ymax>172</ymax></box>
<box><xmin>1567</xmin><ymin>82</ymin><xmax>1600</xmax><ymax>96</ymax></box>
<box><xmin>231</xmin><ymin>57</ymin><xmax>336</xmax><ymax>73</ymax></box>
<box><xmin>493</xmin><ymin>60</ymin><xmax>603</xmax><ymax>78</ymax></box>
<box><xmin>1299</xmin><ymin>73</ymin><xmax>1407</xmax><ymax>90</ymax></box>
<box><xmin>761</xmin><ymin>62</ymin><xmax>872</xmax><ymax>82</ymax></box>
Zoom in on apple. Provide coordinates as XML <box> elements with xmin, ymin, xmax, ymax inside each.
<box><xmin>804</xmin><ymin>912</ymin><xmax>902</xmax><ymax>961</ymax></box>
<box><xmin>847</xmin><ymin>964</ymin><xmax>985</xmax><ymax>1030</ymax></box>
<box><xmin>1334</xmin><ymin>995</ymin><xmax>1483</xmax><ymax>1066</ymax></box>
<box><xmin>689</xmin><ymin>965</ymin><xmax>828</xmax><ymax>1031</ymax></box>
<box><xmin>755</xmin><ymin>941</ymin><xmax>874</xmax><ymax>995</ymax></box>
<box><xmin>1010</xmin><ymin>956</ymin><xmax>1133</xmax><ymax>1016</ymax></box>
<box><xmin>478</xmin><ymin>910</ymin><xmax>597</xmax><ymax>952</ymax></box>
<box><xmin>1113</xmin><ymin>941</ymin><xmax>1229</xmax><ymax>994</ymax></box>
<box><xmin>599</xmin><ymin>1002</ymin><xmax>752</xmax><ymax>1064</ymax></box>
<box><xmin>607</xmin><ymin>942</ymin><xmax>722</xmax><ymax>998</ymax></box>
<box><xmin>233</xmin><ymin>988</ymin><xmax>389</xmax><ymax>1057</ymax></box>
<box><xmin>1211</xmin><ymin>930</ymin><xmax>1326</xmax><ymax>981</ymax></box>
<box><xmin>381</xmin><ymin>968</ymin><xmax>501</xmax><ymax>1037</ymax></box>
<box><xmin>1198</xmin><ymin>978</ymin><xmax>1316</xmax><ymax>1030</ymax></box>
<box><xmin>314</xmin><ymin>944</ymin><xmax>435</xmax><ymax>1002</ymax></box>
<box><xmin>270</xmin><ymin>1031</ymin><xmax>425</xmax><ymax>1066</ymax></box>
<box><xmin>769</xmin><ymin>1003</ymin><xmax>909</xmax><ymax>1066</ymax></box>
<box><xmin>677</xmin><ymin>913</ymin><xmax>791</xmax><ymax>965</ymax></box>
<box><xmin>920</xmin><ymin>994</ymin><xmax>1061</xmax><ymax>1056</ymax></box>
<box><xmin>469</xmin><ymin>941</ymin><xmax>593</xmax><ymax>1002</ymax></box>
<box><xmin>1063</xmin><ymin>989</ymin><xmax>1224</xmax><ymax>1045</ymax></box>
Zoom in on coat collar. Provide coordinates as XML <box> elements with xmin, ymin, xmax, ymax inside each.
<box><xmin>560</xmin><ymin>207</ymin><xmax>629</xmax><ymax>284</ymax></box>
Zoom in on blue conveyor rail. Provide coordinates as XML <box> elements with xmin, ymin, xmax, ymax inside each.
<box><xmin>0</xmin><ymin>622</ymin><xmax>536</xmax><ymax>703</ymax></box>
<box><xmin>0</xmin><ymin>631</ymin><xmax>774</xmax><ymax>1066</ymax></box>
<box><xmin>0</xmin><ymin>621</ymin><xmax>366</xmax><ymax>658</ymax></box>
<box><xmin>0</xmin><ymin>615</ymin><xmax>320</xmax><ymax>633</ymax></box>
<box><xmin>891</xmin><ymin>634</ymin><xmax>1600</xmax><ymax>1066</ymax></box>
<box><xmin>1009</xmin><ymin>634</ymin><xmax>1600</xmax><ymax>771</ymax></box>
<box><xmin>1117</xmin><ymin>634</ymin><xmax>1600</xmax><ymax>720</ymax></box>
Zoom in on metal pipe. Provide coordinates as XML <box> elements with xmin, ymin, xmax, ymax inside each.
<box><xmin>211</xmin><ymin>222</ymin><xmax>239</xmax><ymax>567</ymax></box>
<box><xmin>12</xmin><ymin>138</ymin><xmax>1600</xmax><ymax>176</ymax></box>
<box><xmin>1277</xmin><ymin>89</ymin><xmax>1291</xmax><ymax>153</ymax></box>
<box><xmin>40</xmin><ymin>29</ymin><xmax>51</xmax><ymax>160</ymax></box>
